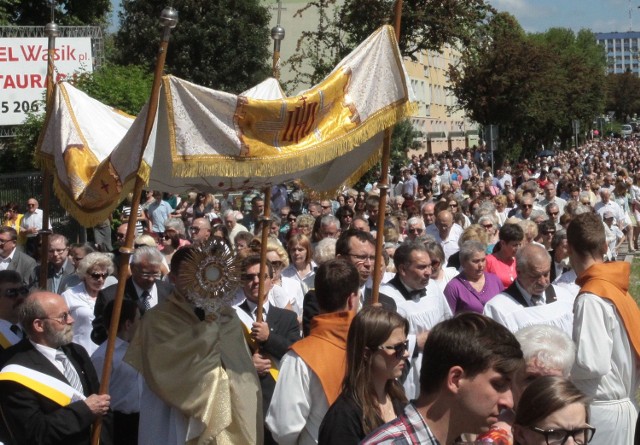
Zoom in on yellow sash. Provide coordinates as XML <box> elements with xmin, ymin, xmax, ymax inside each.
<box><xmin>0</xmin><ymin>364</ymin><xmax>85</xmax><ymax>406</ymax></box>
<box><xmin>0</xmin><ymin>332</ymin><xmax>12</xmax><ymax>349</ymax></box>
<box><xmin>242</xmin><ymin>326</ymin><xmax>280</xmax><ymax>381</ymax></box>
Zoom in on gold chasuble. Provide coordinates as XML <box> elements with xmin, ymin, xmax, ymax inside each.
<box><xmin>125</xmin><ymin>292</ymin><xmax>263</xmax><ymax>445</ymax></box>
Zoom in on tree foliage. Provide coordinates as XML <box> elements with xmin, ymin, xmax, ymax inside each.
<box><xmin>448</xmin><ymin>13</ymin><xmax>606</xmax><ymax>158</ymax></box>
<box><xmin>73</xmin><ymin>64</ymin><xmax>154</xmax><ymax>116</ymax></box>
<box><xmin>1</xmin><ymin>0</ymin><xmax>110</xmax><ymax>26</ymax></box>
<box><xmin>605</xmin><ymin>72</ymin><xmax>640</xmax><ymax>121</ymax></box>
<box><xmin>115</xmin><ymin>0</ymin><xmax>272</xmax><ymax>94</ymax></box>
<box><xmin>339</xmin><ymin>0</ymin><xmax>495</xmax><ymax>61</ymax></box>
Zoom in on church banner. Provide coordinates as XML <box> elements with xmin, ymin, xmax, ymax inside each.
<box><xmin>37</xmin><ymin>25</ymin><xmax>416</xmax><ymax>226</ymax></box>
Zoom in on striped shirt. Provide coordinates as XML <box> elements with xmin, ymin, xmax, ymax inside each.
<box><xmin>361</xmin><ymin>402</ymin><xmax>440</xmax><ymax>445</ymax></box>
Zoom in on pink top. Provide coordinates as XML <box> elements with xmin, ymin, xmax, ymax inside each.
<box><xmin>485</xmin><ymin>254</ymin><xmax>516</xmax><ymax>288</ymax></box>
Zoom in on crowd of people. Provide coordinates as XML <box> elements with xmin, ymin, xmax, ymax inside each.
<box><xmin>0</xmin><ymin>137</ymin><xmax>638</xmax><ymax>444</ymax></box>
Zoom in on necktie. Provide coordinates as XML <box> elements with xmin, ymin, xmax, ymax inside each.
<box><xmin>141</xmin><ymin>290</ymin><xmax>151</xmax><ymax>311</ymax></box>
<box><xmin>55</xmin><ymin>350</ymin><xmax>84</xmax><ymax>394</ymax></box>
<box><xmin>9</xmin><ymin>324</ymin><xmax>22</xmax><ymax>339</ymax></box>
<box><xmin>531</xmin><ymin>294</ymin><xmax>545</xmax><ymax>306</ymax></box>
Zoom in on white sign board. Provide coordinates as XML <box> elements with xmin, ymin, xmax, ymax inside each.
<box><xmin>0</xmin><ymin>37</ymin><xmax>93</xmax><ymax>126</ymax></box>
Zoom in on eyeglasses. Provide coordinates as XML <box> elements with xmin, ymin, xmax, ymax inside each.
<box><xmin>521</xmin><ymin>204</ymin><xmax>533</xmax><ymax>208</ymax></box>
<box><xmin>27</xmin><ymin>203</ymin><xmax>36</xmax><ymax>207</ymax></box>
<box><xmin>549</xmin><ymin>211</ymin><xmax>559</xmax><ymax>216</ymax></box>
<box><xmin>189</xmin><ymin>226</ymin><xmax>201</xmax><ymax>233</ymax></box>
<box><xmin>42</xmin><ymin>312</ymin><xmax>72</xmax><ymax>324</ymax></box>
<box><xmin>378</xmin><ymin>340</ymin><xmax>409</xmax><ymax>359</ymax></box>
<box><xmin>449</xmin><ymin>203</ymin><xmax>458</xmax><ymax>208</ymax></box>
<box><xmin>116</xmin><ymin>233</ymin><xmax>126</xmax><ymax>239</ymax></box>
<box><xmin>321</xmin><ymin>205</ymin><xmax>331</xmax><ymax>209</ymax></box>
<box><xmin>288</xmin><ymin>217</ymin><xmax>297</xmax><ymax>222</ymax></box>
<box><xmin>543</xmin><ymin>231</ymin><xmax>556</xmax><ymax>235</ymax></box>
<box><xmin>482</xmin><ymin>224</ymin><xmax>493</xmax><ymax>229</ymax></box>
<box><xmin>0</xmin><ymin>238</ymin><xmax>15</xmax><ymax>247</ymax></box>
<box><xmin>342</xmin><ymin>214</ymin><xmax>353</xmax><ymax>219</ymax></box>
<box><xmin>137</xmin><ymin>271</ymin><xmax>161</xmax><ymax>280</ymax></box>
<box><xmin>528</xmin><ymin>426</ymin><xmax>595</xmax><ymax>445</ymax></box>
<box><xmin>271</xmin><ymin>260</ymin><xmax>284</xmax><ymax>269</ymax></box>
<box><xmin>2</xmin><ymin>286</ymin><xmax>29</xmax><ymax>299</ymax></box>
<box><xmin>162</xmin><ymin>235</ymin><xmax>172</xmax><ymax>240</ymax></box>
<box><xmin>408</xmin><ymin>227</ymin><xmax>424</xmax><ymax>234</ymax></box>
<box><xmin>348</xmin><ymin>253</ymin><xmax>376</xmax><ymax>263</ymax></box>
<box><xmin>89</xmin><ymin>272</ymin><xmax>108</xmax><ymax>280</ymax></box>
<box><xmin>241</xmin><ymin>273</ymin><xmax>271</xmax><ymax>282</ymax></box>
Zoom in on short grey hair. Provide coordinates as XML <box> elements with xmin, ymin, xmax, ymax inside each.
<box><xmin>515</xmin><ymin>324</ymin><xmax>575</xmax><ymax>377</ymax></box>
<box><xmin>132</xmin><ymin>245</ymin><xmax>164</xmax><ymax>267</ymax></box>
<box><xmin>313</xmin><ymin>238</ymin><xmax>337</xmax><ymax>265</ymax></box>
<box><xmin>407</xmin><ymin>216</ymin><xmax>425</xmax><ymax>228</ymax></box>
<box><xmin>320</xmin><ymin>214</ymin><xmax>340</xmax><ymax>230</ymax></box>
<box><xmin>164</xmin><ymin>218</ymin><xmax>186</xmax><ymax>235</ymax></box>
<box><xmin>551</xmin><ymin>229</ymin><xmax>567</xmax><ymax>250</ymax></box>
<box><xmin>459</xmin><ymin>240</ymin><xmax>486</xmax><ymax>263</ymax></box>
<box><xmin>223</xmin><ymin>209</ymin><xmax>237</xmax><ymax>220</ymax></box>
<box><xmin>77</xmin><ymin>252</ymin><xmax>115</xmax><ymax>279</ymax></box>
<box><xmin>530</xmin><ymin>210</ymin><xmax>548</xmax><ymax>222</ymax></box>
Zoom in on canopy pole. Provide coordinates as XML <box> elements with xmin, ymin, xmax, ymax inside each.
<box><xmin>255</xmin><ymin>187</ymin><xmax>272</xmax><ymax>323</ymax></box>
<box><xmin>90</xmin><ymin>7</ymin><xmax>178</xmax><ymax>445</ymax></box>
<box><xmin>371</xmin><ymin>0</ymin><xmax>403</xmax><ymax>305</ymax></box>
<box><xmin>256</xmin><ymin>15</ymin><xmax>286</xmax><ymax>322</ymax></box>
<box><xmin>38</xmin><ymin>21</ymin><xmax>60</xmax><ymax>289</ymax></box>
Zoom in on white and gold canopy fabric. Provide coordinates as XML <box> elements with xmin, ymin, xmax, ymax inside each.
<box><xmin>38</xmin><ymin>25</ymin><xmax>416</xmax><ymax>226</ymax></box>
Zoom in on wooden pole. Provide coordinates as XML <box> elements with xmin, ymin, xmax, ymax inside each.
<box><xmin>370</xmin><ymin>0</ymin><xmax>403</xmax><ymax>305</ymax></box>
<box><xmin>256</xmin><ymin>19</ymin><xmax>285</xmax><ymax>322</ymax></box>
<box><xmin>38</xmin><ymin>22</ymin><xmax>59</xmax><ymax>289</ymax></box>
<box><xmin>90</xmin><ymin>7</ymin><xmax>178</xmax><ymax>445</ymax></box>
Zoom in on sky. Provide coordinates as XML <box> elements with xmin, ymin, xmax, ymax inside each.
<box><xmin>108</xmin><ymin>0</ymin><xmax>638</xmax><ymax>35</ymax></box>
<box><xmin>491</xmin><ymin>0</ymin><xmax>638</xmax><ymax>34</ymax></box>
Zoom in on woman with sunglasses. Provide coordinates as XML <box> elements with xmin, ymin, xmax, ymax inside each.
<box><xmin>319</xmin><ymin>306</ymin><xmax>409</xmax><ymax>444</ymax></box>
<box><xmin>62</xmin><ymin>252</ymin><xmax>116</xmax><ymax>355</ymax></box>
<box><xmin>514</xmin><ymin>376</ymin><xmax>595</xmax><ymax>445</ymax></box>
<box><xmin>160</xmin><ymin>231</ymin><xmax>181</xmax><ymax>265</ymax></box>
<box><xmin>266</xmin><ymin>241</ymin><xmax>302</xmax><ymax>318</ymax></box>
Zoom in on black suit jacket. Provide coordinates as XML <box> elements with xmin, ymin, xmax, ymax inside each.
<box><xmin>0</xmin><ymin>340</ymin><xmax>112</xmax><ymax>445</ymax></box>
<box><xmin>238</xmin><ymin>302</ymin><xmax>300</xmax><ymax>411</ymax></box>
<box><xmin>91</xmin><ymin>278</ymin><xmax>173</xmax><ymax>344</ymax></box>
<box><xmin>302</xmin><ymin>287</ymin><xmax>397</xmax><ymax>337</ymax></box>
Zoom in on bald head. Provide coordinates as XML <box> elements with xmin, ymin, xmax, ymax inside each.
<box><xmin>435</xmin><ymin>210</ymin><xmax>454</xmax><ymax>238</ymax></box>
<box><xmin>515</xmin><ymin>244</ymin><xmax>552</xmax><ymax>296</ymax></box>
<box><xmin>20</xmin><ymin>291</ymin><xmax>74</xmax><ymax>348</ymax></box>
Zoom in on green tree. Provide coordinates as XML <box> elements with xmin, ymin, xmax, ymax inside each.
<box><xmin>339</xmin><ymin>0</ymin><xmax>495</xmax><ymax>60</ymax></box>
<box><xmin>606</xmin><ymin>72</ymin><xmax>640</xmax><ymax>121</ymax></box>
<box><xmin>115</xmin><ymin>0</ymin><xmax>271</xmax><ymax>94</ymax></box>
<box><xmin>449</xmin><ymin>13</ymin><xmax>606</xmax><ymax>159</ymax></box>
<box><xmin>2</xmin><ymin>0</ymin><xmax>110</xmax><ymax>26</ymax></box>
<box><xmin>74</xmin><ymin>64</ymin><xmax>154</xmax><ymax>115</ymax></box>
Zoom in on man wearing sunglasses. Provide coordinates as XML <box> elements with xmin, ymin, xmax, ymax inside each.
<box><xmin>0</xmin><ymin>291</ymin><xmax>113</xmax><ymax>445</ymax></box>
<box><xmin>0</xmin><ymin>270</ymin><xmax>29</xmax><ymax>352</ymax></box>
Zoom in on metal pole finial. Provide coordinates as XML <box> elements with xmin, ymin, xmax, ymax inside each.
<box><xmin>160</xmin><ymin>7</ymin><xmax>179</xmax><ymax>28</ymax></box>
<box><xmin>271</xmin><ymin>24</ymin><xmax>285</xmax><ymax>41</ymax></box>
<box><xmin>45</xmin><ymin>22</ymin><xmax>59</xmax><ymax>37</ymax></box>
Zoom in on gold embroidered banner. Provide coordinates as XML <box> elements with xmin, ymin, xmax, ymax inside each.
<box><xmin>37</xmin><ymin>25</ymin><xmax>416</xmax><ymax>226</ymax></box>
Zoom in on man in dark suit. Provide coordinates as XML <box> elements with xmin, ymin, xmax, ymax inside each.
<box><xmin>0</xmin><ymin>270</ymin><xmax>29</xmax><ymax>353</ymax></box>
<box><xmin>234</xmin><ymin>255</ymin><xmax>300</xmax><ymax>445</ymax></box>
<box><xmin>303</xmin><ymin>229</ymin><xmax>396</xmax><ymax>336</ymax></box>
<box><xmin>91</xmin><ymin>246</ymin><xmax>172</xmax><ymax>345</ymax></box>
<box><xmin>0</xmin><ymin>226</ymin><xmax>36</xmax><ymax>288</ymax></box>
<box><xmin>0</xmin><ymin>291</ymin><xmax>112</xmax><ymax>445</ymax></box>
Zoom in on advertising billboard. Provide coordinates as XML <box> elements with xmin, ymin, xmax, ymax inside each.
<box><xmin>0</xmin><ymin>37</ymin><xmax>93</xmax><ymax>126</ymax></box>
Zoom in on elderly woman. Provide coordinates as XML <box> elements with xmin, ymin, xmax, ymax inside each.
<box><xmin>295</xmin><ymin>214</ymin><xmax>315</xmax><ymax>239</ymax></box>
<box><xmin>477</xmin><ymin>214</ymin><xmax>500</xmax><ymax>251</ymax></box>
<box><xmin>62</xmin><ymin>252</ymin><xmax>116</xmax><ymax>355</ymax></box>
<box><xmin>443</xmin><ymin>240</ymin><xmax>503</xmax><ymax>314</ymax></box>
